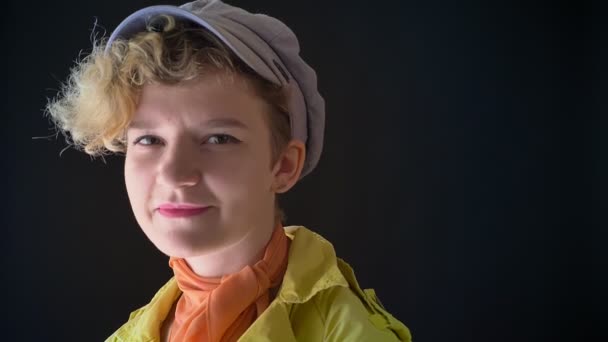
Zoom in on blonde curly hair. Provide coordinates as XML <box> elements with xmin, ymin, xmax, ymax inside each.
<box><xmin>46</xmin><ymin>15</ymin><xmax>291</xmax><ymax>222</ymax></box>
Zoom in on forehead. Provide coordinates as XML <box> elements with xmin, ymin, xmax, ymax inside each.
<box><xmin>131</xmin><ymin>72</ymin><xmax>270</xmax><ymax>129</ymax></box>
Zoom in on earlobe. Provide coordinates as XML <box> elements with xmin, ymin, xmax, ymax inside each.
<box><xmin>272</xmin><ymin>140</ymin><xmax>306</xmax><ymax>194</ymax></box>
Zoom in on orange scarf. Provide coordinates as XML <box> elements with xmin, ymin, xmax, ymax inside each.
<box><xmin>168</xmin><ymin>223</ymin><xmax>289</xmax><ymax>342</ymax></box>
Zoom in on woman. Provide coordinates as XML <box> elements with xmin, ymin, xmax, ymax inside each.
<box><xmin>46</xmin><ymin>0</ymin><xmax>412</xmax><ymax>341</ymax></box>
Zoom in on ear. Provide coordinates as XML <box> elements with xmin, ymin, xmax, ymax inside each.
<box><xmin>271</xmin><ymin>139</ymin><xmax>306</xmax><ymax>194</ymax></box>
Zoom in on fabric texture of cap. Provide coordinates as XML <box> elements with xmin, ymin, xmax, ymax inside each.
<box><xmin>106</xmin><ymin>0</ymin><xmax>325</xmax><ymax>179</ymax></box>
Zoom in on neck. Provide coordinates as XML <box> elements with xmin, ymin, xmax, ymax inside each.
<box><xmin>183</xmin><ymin>221</ymin><xmax>278</xmax><ymax>278</ymax></box>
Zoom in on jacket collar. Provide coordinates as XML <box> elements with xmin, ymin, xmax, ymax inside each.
<box><xmin>277</xmin><ymin>226</ymin><xmax>348</xmax><ymax>303</ymax></box>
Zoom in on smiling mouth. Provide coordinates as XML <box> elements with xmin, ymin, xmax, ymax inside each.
<box><xmin>157</xmin><ymin>207</ymin><xmax>211</xmax><ymax>218</ymax></box>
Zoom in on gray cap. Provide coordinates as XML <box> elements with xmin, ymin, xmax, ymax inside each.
<box><xmin>106</xmin><ymin>0</ymin><xmax>325</xmax><ymax>179</ymax></box>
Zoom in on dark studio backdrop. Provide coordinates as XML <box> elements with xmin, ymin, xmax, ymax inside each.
<box><xmin>2</xmin><ymin>0</ymin><xmax>605</xmax><ymax>341</ymax></box>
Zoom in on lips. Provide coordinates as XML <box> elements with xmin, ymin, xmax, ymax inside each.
<box><xmin>157</xmin><ymin>203</ymin><xmax>211</xmax><ymax>218</ymax></box>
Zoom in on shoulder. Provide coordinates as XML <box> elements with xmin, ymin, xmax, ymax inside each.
<box><xmin>282</xmin><ymin>226</ymin><xmax>412</xmax><ymax>341</ymax></box>
<box><xmin>309</xmin><ymin>259</ymin><xmax>411</xmax><ymax>342</ymax></box>
<box><xmin>105</xmin><ymin>278</ymin><xmax>181</xmax><ymax>342</ymax></box>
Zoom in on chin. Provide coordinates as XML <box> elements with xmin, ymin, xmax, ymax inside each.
<box><xmin>140</xmin><ymin>212</ymin><xmax>224</xmax><ymax>257</ymax></box>
<box><xmin>148</xmin><ymin>230</ymin><xmax>222</xmax><ymax>258</ymax></box>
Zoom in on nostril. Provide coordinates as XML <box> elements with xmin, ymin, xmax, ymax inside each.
<box><xmin>157</xmin><ymin>162</ymin><xmax>202</xmax><ymax>188</ymax></box>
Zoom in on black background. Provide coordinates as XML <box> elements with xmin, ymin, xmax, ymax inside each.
<box><xmin>3</xmin><ymin>0</ymin><xmax>606</xmax><ymax>341</ymax></box>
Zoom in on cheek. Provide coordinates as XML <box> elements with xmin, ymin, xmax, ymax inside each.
<box><xmin>207</xmin><ymin>150</ymin><xmax>273</xmax><ymax>201</ymax></box>
<box><xmin>124</xmin><ymin>157</ymin><xmax>153</xmax><ymax>213</ymax></box>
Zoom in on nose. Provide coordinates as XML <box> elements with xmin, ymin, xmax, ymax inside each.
<box><xmin>156</xmin><ymin>141</ymin><xmax>202</xmax><ymax>189</ymax></box>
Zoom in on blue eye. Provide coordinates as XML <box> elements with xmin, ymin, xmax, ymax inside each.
<box><xmin>206</xmin><ymin>134</ymin><xmax>239</xmax><ymax>145</ymax></box>
<box><xmin>133</xmin><ymin>135</ymin><xmax>161</xmax><ymax>146</ymax></box>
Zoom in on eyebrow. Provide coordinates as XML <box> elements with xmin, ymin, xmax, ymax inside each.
<box><xmin>127</xmin><ymin>117</ymin><xmax>249</xmax><ymax>130</ymax></box>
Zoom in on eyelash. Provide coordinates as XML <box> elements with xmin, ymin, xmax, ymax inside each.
<box><xmin>132</xmin><ymin>134</ymin><xmax>240</xmax><ymax>146</ymax></box>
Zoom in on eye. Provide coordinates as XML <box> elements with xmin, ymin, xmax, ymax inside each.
<box><xmin>206</xmin><ymin>134</ymin><xmax>239</xmax><ymax>145</ymax></box>
<box><xmin>133</xmin><ymin>135</ymin><xmax>162</xmax><ymax>146</ymax></box>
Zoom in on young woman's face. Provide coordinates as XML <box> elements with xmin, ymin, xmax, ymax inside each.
<box><xmin>124</xmin><ymin>73</ymin><xmax>278</xmax><ymax>258</ymax></box>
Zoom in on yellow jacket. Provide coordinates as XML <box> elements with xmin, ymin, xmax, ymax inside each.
<box><xmin>106</xmin><ymin>226</ymin><xmax>412</xmax><ymax>341</ymax></box>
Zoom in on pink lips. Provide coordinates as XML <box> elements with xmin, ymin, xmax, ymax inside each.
<box><xmin>157</xmin><ymin>203</ymin><xmax>211</xmax><ymax>218</ymax></box>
